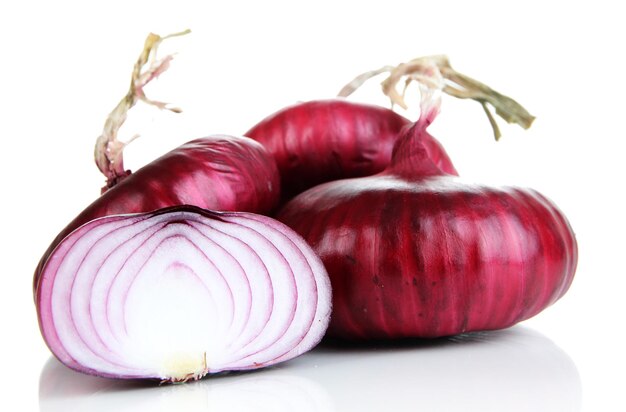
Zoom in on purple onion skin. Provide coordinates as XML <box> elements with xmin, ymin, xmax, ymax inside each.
<box><xmin>34</xmin><ymin>135</ymin><xmax>280</xmax><ymax>297</ymax></box>
<box><xmin>245</xmin><ymin>99</ymin><xmax>457</xmax><ymax>200</ymax></box>
<box><xmin>277</xmin><ymin>107</ymin><xmax>577</xmax><ymax>340</ymax></box>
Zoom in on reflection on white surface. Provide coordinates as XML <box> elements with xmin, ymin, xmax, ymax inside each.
<box><xmin>40</xmin><ymin>326</ymin><xmax>580</xmax><ymax>412</ymax></box>
<box><xmin>294</xmin><ymin>326</ymin><xmax>582</xmax><ymax>412</ymax></box>
<box><xmin>39</xmin><ymin>361</ymin><xmax>332</xmax><ymax>412</ymax></box>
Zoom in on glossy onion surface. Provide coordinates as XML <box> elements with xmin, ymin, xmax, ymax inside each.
<box><xmin>245</xmin><ymin>99</ymin><xmax>457</xmax><ymax>198</ymax></box>
<box><xmin>36</xmin><ymin>206</ymin><xmax>332</xmax><ymax>381</ymax></box>
<box><xmin>278</xmin><ymin>176</ymin><xmax>576</xmax><ymax>339</ymax></box>
<box><xmin>88</xmin><ymin>135</ymin><xmax>280</xmax><ymax>222</ymax></box>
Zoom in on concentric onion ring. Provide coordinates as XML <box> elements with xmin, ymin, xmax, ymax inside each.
<box><xmin>36</xmin><ymin>206</ymin><xmax>332</xmax><ymax>382</ymax></box>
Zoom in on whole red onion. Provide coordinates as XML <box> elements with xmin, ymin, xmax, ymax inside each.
<box><xmin>277</xmin><ymin>91</ymin><xmax>577</xmax><ymax>339</ymax></box>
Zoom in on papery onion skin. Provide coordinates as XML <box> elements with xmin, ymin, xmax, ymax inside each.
<box><xmin>277</xmin><ymin>103</ymin><xmax>577</xmax><ymax>339</ymax></box>
<box><xmin>34</xmin><ymin>135</ymin><xmax>280</xmax><ymax>297</ymax></box>
<box><xmin>36</xmin><ymin>205</ymin><xmax>331</xmax><ymax>381</ymax></box>
<box><xmin>245</xmin><ymin>99</ymin><xmax>457</xmax><ymax>199</ymax></box>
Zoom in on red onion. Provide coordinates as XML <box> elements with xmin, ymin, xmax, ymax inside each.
<box><xmin>245</xmin><ymin>55</ymin><xmax>535</xmax><ymax>201</ymax></box>
<box><xmin>36</xmin><ymin>206</ymin><xmax>331</xmax><ymax>382</ymax></box>
<box><xmin>277</xmin><ymin>80</ymin><xmax>576</xmax><ymax>339</ymax></box>
<box><xmin>245</xmin><ymin>99</ymin><xmax>456</xmax><ymax>199</ymax></box>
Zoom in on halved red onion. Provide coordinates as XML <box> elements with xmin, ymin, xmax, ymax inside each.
<box><xmin>35</xmin><ymin>205</ymin><xmax>332</xmax><ymax>382</ymax></box>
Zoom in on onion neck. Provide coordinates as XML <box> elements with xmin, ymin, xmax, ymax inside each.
<box><xmin>94</xmin><ymin>30</ymin><xmax>189</xmax><ymax>194</ymax></box>
<box><xmin>387</xmin><ymin>94</ymin><xmax>446</xmax><ymax>179</ymax></box>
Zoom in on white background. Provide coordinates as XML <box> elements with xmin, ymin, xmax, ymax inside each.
<box><xmin>1</xmin><ymin>1</ymin><xmax>624</xmax><ymax>411</ymax></box>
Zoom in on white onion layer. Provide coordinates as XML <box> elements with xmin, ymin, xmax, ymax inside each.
<box><xmin>37</xmin><ymin>206</ymin><xmax>332</xmax><ymax>382</ymax></box>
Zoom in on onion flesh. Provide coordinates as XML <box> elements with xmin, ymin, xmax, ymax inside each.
<box><xmin>36</xmin><ymin>206</ymin><xmax>331</xmax><ymax>382</ymax></box>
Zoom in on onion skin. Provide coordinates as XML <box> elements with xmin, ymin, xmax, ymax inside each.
<box><xmin>277</xmin><ymin>104</ymin><xmax>577</xmax><ymax>339</ymax></box>
<box><xmin>88</xmin><ymin>135</ymin><xmax>280</xmax><ymax>216</ymax></box>
<box><xmin>36</xmin><ymin>205</ymin><xmax>331</xmax><ymax>381</ymax></box>
<box><xmin>245</xmin><ymin>99</ymin><xmax>457</xmax><ymax>199</ymax></box>
<box><xmin>34</xmin><ymin>135</ymin><xmax>280</xmax><ymax>297</ymax></box>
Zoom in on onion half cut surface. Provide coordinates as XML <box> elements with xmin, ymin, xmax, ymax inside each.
<box><xmin>36</xmin><ymin>206</ymin><xmax>332</xmax><ymax>382</ymax></box>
